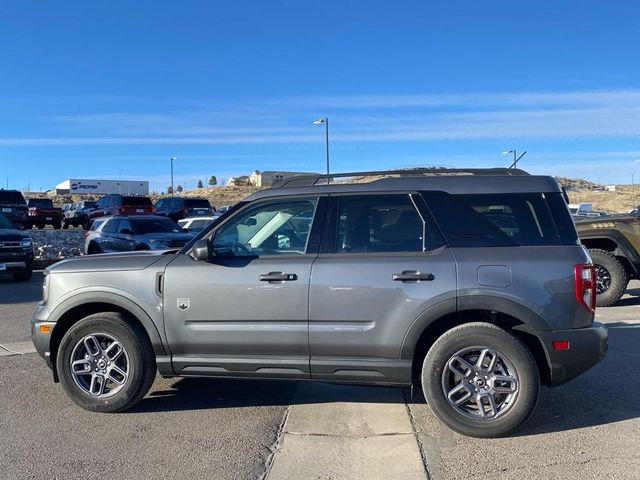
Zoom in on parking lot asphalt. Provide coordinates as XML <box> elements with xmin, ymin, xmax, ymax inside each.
<box><xmin>1</xmin><ymin>273</ymin><xmax>640</xmax><ymax>479</ymax></box>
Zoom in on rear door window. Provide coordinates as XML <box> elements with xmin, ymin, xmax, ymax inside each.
<box><xmin>423</xmin><ymin>191</ymin><xmax>578</xmax><ymax>247</ymax></box>
<box><xmin>334</xmin><ymin>195</ymin><xmax>425</xmax><ymax>253</ymax></box>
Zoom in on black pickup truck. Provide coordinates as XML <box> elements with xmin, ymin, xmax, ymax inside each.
<box><xmin>0</xmin><ymin>213</ymin><xmax>34</xmax><ymax>281</ymax></box>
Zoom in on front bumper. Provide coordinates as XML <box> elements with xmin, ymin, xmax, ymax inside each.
<box><xmin>538</xmin><ymin>322</ymin><xmax>608</xmax><ymax>386</ymax></box>
<box><xmin>32</xmin><ymin>304</ymin><xmax>55</xmax><ymax>371</ymax></box>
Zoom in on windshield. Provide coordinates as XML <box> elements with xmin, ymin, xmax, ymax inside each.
<box><xmin>131</xmin><ymin>217</ymin><xmax>182</xmax><ymax>234</ymax></box>
<box><xmin>0</xmin><ymin>214</ymin><xmax>14</xmax><ymax>229</ymax></box>
<box><xmin>185</xmin><ymin>199</ymin><xmax>211</xmax><ymax>208</ymax></box>
<box><xmin>123</xmin><ymin>196</ymin><xmax>152</xmax><ymax>206</ymax></box>
<box><xmin>28</xmin><ymin>198</ymin><xmax>54</xmax><ymax>208</ymax></box>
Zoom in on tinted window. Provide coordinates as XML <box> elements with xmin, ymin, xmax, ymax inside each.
<box><xmin>213</xmin><ymin>198</ymin><xmax>318</xmax><ymax>256</ymax></box>
<box><xmin>0</xmin><ymin>191</ymin><xmax>26</xmax><ymax>205</ymax></box>
<box><xmin>102</xmin><ymin>219</ymin><xmax>121</xmax><ymax>233</ymax></box>
<box><xmin>90</xmin><ymin>219</ymin><xmax>106</xmax><ymax>231</ymax></box>
<box><xmin>0</xmin><ymin>214</ymin><xmax>14</xmax><ymax>229</ymax></box>
<box><xmin>185</xmin><ymin>198</ymin><xmax>211</xmax><ymax>208</ymax></box>
<box><xmin>123</xmin><ymin>196</ymin><xmax>152</xmax><ymax>206</ymax></box>
<box><xmin>155</xmin><ymin>199</ymin><xmax>165</xmax><ymax>209</ymax></box>
<box><xmin>83</xmin><ymin>201</ymin><xmax>97</xmax><ymax>209</ymax></box>
<box><xmin>28</xmin><ymin>198</ymin><xmax>54</xmax><ymax>208</ymax></box>
<box><xmin>130</xmin><ymin>217</ymin><xmax>182</xmax><ymax>234</ymax></box>
<box><xmin>335</xmin><ymin>195</ymin><xmax>424</xmax><ymax>253</ymax></box>
<box><xmin>423</xmin><ymin>191</ymin><xmax>578</xmax><ymax>247</ymax></box>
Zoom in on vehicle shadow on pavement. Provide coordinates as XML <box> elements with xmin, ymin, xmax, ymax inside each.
<box><xmin>615</xmin><ymin>288</ymin><xmax>640</xmax><ymax>306</ymax></box>
<box><xmin>0</xmin><ymin>272</ymin><xmax>44</xmax><ymax>304</ymax></box>
<box><xmin>132</xmin><ymin>329</ymin><xmax>639</xmax><ymax>437</ymax></box>
<box><xmin>131</xmin><ymin>378</ymin><xmax>407</xmax><ymax>414</ymax></box>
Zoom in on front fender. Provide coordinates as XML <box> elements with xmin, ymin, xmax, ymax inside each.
<box><xmin>44</xmin><ymin>288</ymin><xmax>168</xmax><ymax>356</ymax></box>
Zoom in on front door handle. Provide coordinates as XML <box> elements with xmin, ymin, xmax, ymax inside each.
<box><xmin>260</xmin><ymin>272</ymin><xmax>298</xmax><ymax>282</ymax></box>
<box><xmin>392</xmin><ymin>270</ymin><xmax>435</xmax><ymax>282</ymax></box>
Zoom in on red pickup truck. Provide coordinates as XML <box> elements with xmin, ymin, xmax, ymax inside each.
<box><xmin>27</xmin><ymin>198</ymin><xmax>64</xmax><ymax>229</ymax></box>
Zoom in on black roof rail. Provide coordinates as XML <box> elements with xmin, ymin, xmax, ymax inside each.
<box><xmin>272</xmin><ymin>167</ymin><xmax>530</xmax><ymax>188</ymax></box>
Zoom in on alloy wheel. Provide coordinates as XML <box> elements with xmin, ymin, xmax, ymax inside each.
<box><xmin>69</xmin><ymin>333</ymin><xmax>130</xmax><ymax>398</ymax></box>
<box><xmin>441</xmin><ymin>347</ymin><xmax>519</xmax><ymax>420</ymax></box>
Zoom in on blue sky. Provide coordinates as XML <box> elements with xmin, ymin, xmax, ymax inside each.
<box><xmin>1</xmin><ymin>0</ymin><xmax>640</xmax><ymax>192</ymax></box>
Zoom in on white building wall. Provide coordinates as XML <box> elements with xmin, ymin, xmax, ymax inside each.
<box><xmin>55</xmin><ymin>179</ymin><xmax>149</xmax><ymax>195</ymax></box>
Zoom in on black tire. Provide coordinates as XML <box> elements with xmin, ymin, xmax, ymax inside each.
<box><xmin>62</xmin><ymin>220</ymin><xmax>69</xmax><ymax>230</ymax></box>
<box><xmin>421</xmin><ymin>322</ymin><xmax>539</xmax><ymax>438</ymax></box>
<box><xmin>13</xmin><ymin>270</ymin><xmax>33</xmax><ymax>282</ymax></box>
<box><xmin>37</xmin><ymin>224</ymin><xmax>44</xmax><ymax>229</ymax></box>
<box><xmin>87</xmin><ymin>242</ymin><xmax>101</xmax><ymax>255</ymax></box>
<box><xmin>53</xmin><ymin>222</ymin><xmax>62</xmax><ymax>230</ymax></box>
<box><xmin>56</xmin><ymin>312</ymin><xmax>156</xmax><ymax>413</ymax></box>
<box><xmin>589</xmin><ymin>249</ymin><xmax>628</xmax><ymax>307</ymax></box>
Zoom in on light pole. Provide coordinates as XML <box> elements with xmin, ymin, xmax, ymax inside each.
<box><xmin>170</xmin><ymin>157</ymin><xmax>176</xmax><ymax>196</ymax></box>
<box><xmin>313</xmin><ymin>117</ymin><xmax>330</xmax><ymax>176</ymax></box>
<box><xmin>502</xmin><ymin>149</ymin><xmax>527</xmax><ymax>169</ymax></box>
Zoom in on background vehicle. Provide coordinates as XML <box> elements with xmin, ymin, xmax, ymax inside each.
<box><xmin>63</xmin><ymin>200</ymin><xmax>97</xmax><ymax>229</ymax></box>
<box><xmin>569</xmin><ymin>203</ymin><xmax>593</xmax><ymax>215</ymax></box>
<box><xmin>154</xmin><ymin>197</ymin><xmax>214</xmax><ymax>222</ymax></box>
<box><xmin>0</xmin><ymin>189</ymin><xmax>28</xmax><ymax>229</ymax></box>
<box><xmin>213</xmin><ymin>205</ymin><xmax>231</xmax><ymax>219</ymax></box>
<box><xmin>178</xmin><ymin>216</ymin><xmax>215</xmax><ymax>233</ymax></box>
<box><xmin>87</xmin><ymin>195</ymin><xmax>155</xmax><ymax>226</ymax></box>
<box><xmin>27</xmin><ymin>198</ymin><xmax>63</xmax><ymax>229</ymax></box>
<box><xmin>84</xmin><ymin>215</ymin><xmax>193</xmax><ymax>254</ymax></box>
<box><xmin>0</xmin><ymin>213</ymin><xmax>34</xmax><ymax>281</ymax></box>
<box><xmin>33</xmin><ymin>168</ymin><xmax>607</xmax><ymax>438</ymax></box>
<box><xmin>575</xmin><ymin>214</ymin><xmax>640</xmax><ymax>306</ymax></box>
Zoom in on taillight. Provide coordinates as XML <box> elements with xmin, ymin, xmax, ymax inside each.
<box><xmin>574</xmin><ymin>264</ymin><xmax>596</xmax><ymax>313</ymax></box>
<box><xmin>119</xmin><ymin>206</ymin><xmax>126</xmax><ymax>214</ymax></box>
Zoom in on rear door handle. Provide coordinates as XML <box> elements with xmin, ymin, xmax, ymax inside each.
<box><xmin>392</xmin><ymin>270</ymin><xmax>435</xmax><ymax>282</ymax></box>
<box><xmin>260</xmin><ymin>272</ymin><xmax>298</xmax><ymax>282</ymax></box>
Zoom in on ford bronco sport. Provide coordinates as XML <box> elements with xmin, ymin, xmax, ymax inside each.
<box><xmin>32</xmin><ymin>168</ymin><xmax>607</xmax><ymax>437</ymax></box>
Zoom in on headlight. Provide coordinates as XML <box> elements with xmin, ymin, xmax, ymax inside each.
<box><xmin>42</xmin><ymin>273</ymin><xmax>50</xmax><ymax>304</ymax></box>
<box><xmin>21</xmin><ymin>238</ymin><xmax>33</xmax><ymax>248</ymax></box>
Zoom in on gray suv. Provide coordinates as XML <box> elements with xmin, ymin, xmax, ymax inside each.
<box><xmin>32</xmin><ymin>168</ymin><xmax>608</xmax><ymax>437</ymax></box>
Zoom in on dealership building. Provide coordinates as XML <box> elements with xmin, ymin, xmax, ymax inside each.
<box><xmin>55</xmin><ymin>179</ymin><xmax>149</xmax><ymax>195</ymax></box>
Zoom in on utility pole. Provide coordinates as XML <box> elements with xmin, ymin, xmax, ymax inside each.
<box><xmin>170</xmin><ymin>157</ymin><xmax>176</xmax><ymax>196</ymax></box>
<box><xmin>503</xmin><ymin>149</ymin><xmax>527</xmax><ymax>169</ymax></box>
<box><xmin>313</xmin><ymin>117</ymin><xmax>330</xmax><ymax>177</ymax></box>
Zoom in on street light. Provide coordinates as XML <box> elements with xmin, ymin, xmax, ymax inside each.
<box><xmin>313</xmin><ymin>117</ymin><xmax>330</xmax><ymax>176</ymax></box>
<box><xmin>170</xmin><ymin>157</ymin><xmax>176</xmax><ymax>196</ymax></box>
<box><xmin>502</xmin><ymin>149</ymin><xmax>527</xmax><ymax>169</ymax></box>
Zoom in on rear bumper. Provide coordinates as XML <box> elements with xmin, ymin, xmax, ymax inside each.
<box><xmin>29</xmin><ymin>214</ymin><xmax>63</xmax><ymax>224</ymax></box>
<box><xmin>538</xmin><ymin>322</ymin><xmax>608</xmax><ymax>386</ymax></box>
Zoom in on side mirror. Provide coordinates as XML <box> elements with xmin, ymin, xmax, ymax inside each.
<box><xmin>192</xmin><ymin>238</ymin><xmax>212</xmax><ymax>261</ymax></box>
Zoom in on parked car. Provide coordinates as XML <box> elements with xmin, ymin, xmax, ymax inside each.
<box><xmin>154</xmin><ymin>197</ymin><xmax>214</xmax><ymax>222</ymax></box>
<box><xmin>84</xmin><ymin>215</ymin><xmax>193</xmax><ymax>254</ymax></box>
<box><xmin>177</xmin><ymin>216</ymin><xmax>215</xmax><ymax>233</ymax></box>
<box><xmin>0</xmin><ymin>213</ymin><xmax>34</xmax><ymax>281</ymax></box>
<box><xmin>63</xmin><ymin>200</ymin><xmax>97</xmax><ymax>229</ymax></box>
<box><xmin>32</xmin><ymin>167</ymin><xmax>607</xmax><ymax>438</ymax></box>
<box><xmin>27</xmin><ymin>198</ymin><xmax>64</xmax><ymax>229</ymax></box>
<box><xmin>87</xmin><ymin>195</ymin><xmax>155</xmax><ymax>226</ymax></box>
<box><xmin>0</xmin><ymin>189</ymin><xmax>29</xmax><ymax>230</ymax></box>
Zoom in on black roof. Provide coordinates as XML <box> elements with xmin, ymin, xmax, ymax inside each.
<box><xmin>246</xmin><ymin>168</ymin><xmax>561</xmax><ymax>201</ymax></box>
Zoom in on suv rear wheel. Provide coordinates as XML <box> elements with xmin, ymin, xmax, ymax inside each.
<box><xmin>56</xmin><ymin>312</ymin><xmax>156</xmax><ymax>412</ymax></box>
<box><xmin>421</xmin><ymin>322</ymin><xmax>539</xmax><ymax>438</ymax></box>
<box><xmin>589</xmin><ymin>248</ymin><xmax>628</xmax><ymax>307</ymax></box>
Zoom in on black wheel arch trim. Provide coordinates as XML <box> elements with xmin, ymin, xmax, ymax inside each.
<box><xmin>400</xmin><ymin>295</ymin><xmax>551</xmax><ymax>361</ymax></box>
<box><xmin>580</xmin><ymin>229</ymin><xmax>640</xmax><ymax>276</ymax></box>
<box><xmin>47</xmin><ymin>291</ymin><xmax>168</xmax><ymax>357</ymax></box>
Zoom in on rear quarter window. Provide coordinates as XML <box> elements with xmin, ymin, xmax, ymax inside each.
<box><xmin>422</xmin><ymin>191</ymin><xmax>578</xmax><ymax>247</ymax></box>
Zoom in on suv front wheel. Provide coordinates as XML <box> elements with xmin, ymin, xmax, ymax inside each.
<box><xmin>421</xmin><ymin>322</ymin><xmax>539</xmax><ymax>438</ymax></box>
<box><xmin>56</xmin><ymin>312</ymin><xmax>156</xmax><ymax>412</ymax></box>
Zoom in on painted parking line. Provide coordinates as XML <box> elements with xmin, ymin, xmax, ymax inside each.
<box><xmin>0</xmin><ymin>341</ymin><xmax>37</xmax><ymax>357</ymax></box>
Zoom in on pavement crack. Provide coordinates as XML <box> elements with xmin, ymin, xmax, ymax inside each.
<box><xmin>283</xmin><ymin>431</ymin><xmax>416</xmax><ymax>439</ymax></box>
<box><xmin>258</xmin><ymin>385</ymin><xmax>295</xmax><ymax>480</ymax></box>
<box><xmin>403</xmin><ymin>389</ymin><xmax>431</xmax><ymax>480</ymax></box>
